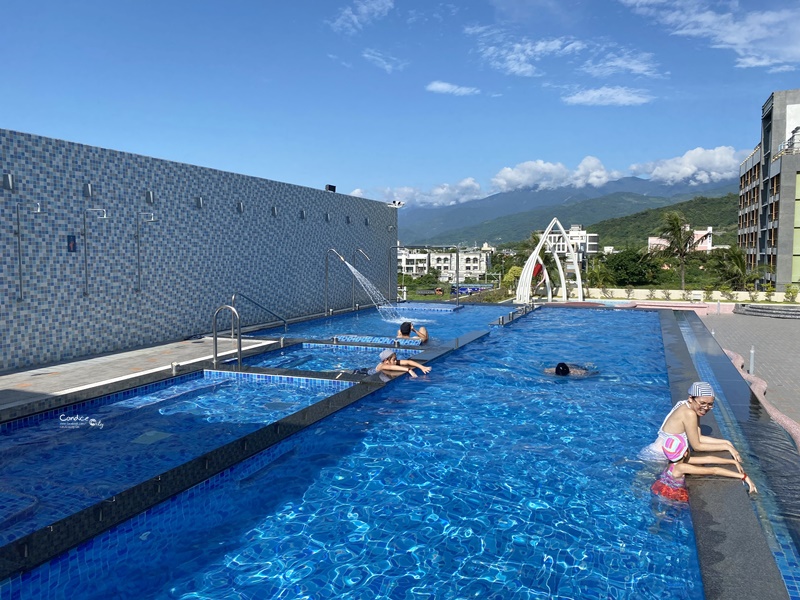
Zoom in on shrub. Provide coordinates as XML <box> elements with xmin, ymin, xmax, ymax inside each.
<box><xmin>625</xmin><ymin>285</ymin><xmax>634</xmax><ymax>299</ymax></box>
<box><xmin>703</xmin><ymin>285</ymin><xmax>715</xmax><ymax>302</ymax></box>
<box><xmin>719</xmin><ymin>285</ymin><xmax>735</xmax><ymax>301</ymax></box>
<box><xmin>601</xmin><ymin>286</ymin><xmax>613</xmax><ymax>299</ymax></box>
<box><xmin>662</xmin><ymin>289</ymin><xmax>672</xmax><ymax>300</ymax></box>
<box><xmin>745</xmin><ymin>283</ymin><xmax>759</xmax><ymax>302</ymax></box>
<box><xmin>785</xmin><ymin>284</ymin><xmax>799</xmax><ymax>303</ymax></box>
<box><xmin>681</xmin><ymin>287</ymin><xmax>693</xmax><ymax>302</ymax></box>
<box><xmin>647</xmin><ymin>287</ymin><xmax>657</xmax><ymax>300</ymax></box>
<box><xmin>763</xmin><ymin>283</ymin><xmax>775</xmax><ymax>302</ymax></box>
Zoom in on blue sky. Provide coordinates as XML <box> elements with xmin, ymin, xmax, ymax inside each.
<box><xmin>3</xmin><ymin>0</ymin><xmax>799</xmax><ymax>207</ymax></box>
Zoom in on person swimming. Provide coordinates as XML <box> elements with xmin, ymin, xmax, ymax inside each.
<box><xmin>375</xmin><ymin>349</ymin><xmax>431</xmax><ymax>378</ymax></box>
<box><xmin>397</xmin><ymin>321</ymin><xmax>429</xmax><ymax>344</ymax></box>
<box><xmin>545</xmin><ymin>362</ymin><xmax>590</xmax><ymax>377</ymax></box>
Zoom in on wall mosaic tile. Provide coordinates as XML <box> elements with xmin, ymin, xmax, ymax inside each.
<box><xmin>0</xmin><ymin>129</ymin><xmax>397</xmax><ymax>371</ymax></box>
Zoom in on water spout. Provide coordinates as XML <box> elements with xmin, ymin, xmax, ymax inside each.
<box><xmin>352</xmin><ymin>248</ymin><xmax>371</xmax><ymax>310</ymax></box>
<box><xmin>325</xmin><ymin>248</ymin><xmax>346</xmax><ymax>315</ymax></box>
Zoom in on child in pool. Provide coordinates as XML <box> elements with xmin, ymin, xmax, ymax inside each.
<box><xmin>652</xmin><ymin>434</ymin><xmax>757</xmax><ymax>502</ymax></box>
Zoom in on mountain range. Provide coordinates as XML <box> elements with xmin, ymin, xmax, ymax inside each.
<box><xmin>398</xmin><ymin>177</ymin><xmax>738</xmax><ymax>246</ymax></box>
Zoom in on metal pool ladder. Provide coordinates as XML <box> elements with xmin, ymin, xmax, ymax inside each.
<box><xmin>231</xmin><ymin>292</ymin><xmax>288</xmax><ymax>333</ymax></box>
<box><xmin>212</xmin><ymin>305</ymin><xmax>242</xmax><ymax>370</ymax></box>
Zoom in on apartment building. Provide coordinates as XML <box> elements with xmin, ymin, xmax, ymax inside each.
<box><xmin>397</xmin><ymin>245</ymin><xmax>492</xmax><ymax>282</ymax></box>
<box><xmin>739</xmin><ymin>89</ymin><xmax>800</xmax><ymax>290</ymax></box>
<box><xmin>543</xmin><ymin>224</ymin><xmax>599</xmax><ymax>270</ymax></box>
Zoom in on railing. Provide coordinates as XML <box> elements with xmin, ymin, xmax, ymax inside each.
<box><xmin>212</xmin><ymin>305</ymin><xmax>242</xmax><ymax>370</ymax></box>
<box><xmin>231</xmin><ymin>292</ymin><xmax>288</xmax><ymax>333</ymax></box>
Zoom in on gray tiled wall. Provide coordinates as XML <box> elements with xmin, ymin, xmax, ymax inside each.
<box><xmin>0</xmin><ymin>129</ymin><xmax>397</xmax><ymax>372</ymax></box>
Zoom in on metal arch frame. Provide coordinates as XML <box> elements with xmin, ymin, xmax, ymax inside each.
<box><xmin>515</xmin><ymin>217</ymin><xmax>584</xmax><ymax>304</ymax></box>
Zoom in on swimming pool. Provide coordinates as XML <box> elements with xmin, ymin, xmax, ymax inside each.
<box><xmin>0</xmin><ymin>371</ymin><xmax>354</xmax><ymax>548</ymax></box>
<box><xmin>241</xmin><ymin>343</ymin><xmax>421</xmax><ymax>372</ymax></box>
<box><xmin>248</xmin><ymin>302</ymin><xmax>512</xmax><ymax>342</ymax></box>
<box><xmin>5</xmin><ymin>308</ymin><xmax>705</xmax><ymax>598</ymax></box>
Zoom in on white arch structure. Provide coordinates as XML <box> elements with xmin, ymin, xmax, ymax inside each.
<box><xmin>515</xmin><ymin>217</ymin><xmax>584</xmax><ymax>304</ymax></box>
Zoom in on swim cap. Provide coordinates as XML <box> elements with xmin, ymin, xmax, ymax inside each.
<box><xmin>379</xmin><ymin>349</ymin><xmax>394</xmax><ymax>361</ymax></box>
<box><xmin>555</xmin><ymin>363</ymin><xmax>570</xmax><ymax>376</ymax></box>
<box><xmin>688</xmin><ymin>382</ymin><xmax>714</xmax><ymax>398</ymax></box>
<box><xmin>663</xmin><ymin>435</ymin><xmax>688</xmax><ymax>462</ymax></box>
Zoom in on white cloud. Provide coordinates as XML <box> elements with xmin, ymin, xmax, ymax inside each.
<box><xmin>618</xmin><ymin>0</ymin><xmax>800</xmax><ymax>69</ymax></box>
<box><xmin>464</xmin><ymin>25</ymin><xmax>585</xmax><ymax>77</ymax></box>
<box><xmin>362</xmin><ymin>49</ymin><xmax>408</xmax><ymax>73</ymax></box>
<box><xmin>581</xmin><ymin>48</ymin><xmax>662</xmax><ymax>78</ymax></box>
<box><xmin>377</xmin><ymin>178</ymin><xmax>485</xmax><ymax>207</ymax></box>
<box><xmin>629</xmin><ymin>146</ymin><xmax>749</xmax><ymax>185</ymax></box>
<box><xmin>491</xmin><ymin>156</ymin><xmax>622</xmax><ymax>192</ymax></box>
<box><xmin>327</xmin><ymin>54</ymin><xmax>353</xmax><ymax>69</ymax></box>
<box><xmin>329</xmin><ymin>0</ymin><xmax>394</xmax><ymax>35</ymax></box>
<box><xmin>562</xmin><ymin>86</ymin><xmax>654</xmax><ymax>106</ymax></box>
<box><xmin>425</xmin><ymin>81</ymin><xmax>481</xmax><ymax>96</ymax></box>
<box><xmin>358</xmin><ymin>146</ymin><xmax>747</xmax><ymax>208</ymax></box>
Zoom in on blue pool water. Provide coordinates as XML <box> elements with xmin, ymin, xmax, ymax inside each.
<box><xmin>241</xmin><ymin>343</ymin><xmax>421</xmax><ymax>372</ymax></box>
<box><xmin>7</xmin><ymin>309</ymin><xmax>704</xmax><ymax>598</ymax></box>
<box><xmin>0</xmin><ymin>372</ymin><xmax>353</xmax><ymax>547</ymax></box>
<box><xmin>250</xmin><ymin>303</ymin><xmax>511</xmax><ymax>341</ymax></box>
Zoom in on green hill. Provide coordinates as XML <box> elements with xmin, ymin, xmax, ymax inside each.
<box><xmin>590</xmin><ymin>193</ymin><xmax>739</xmax><ymax>250</ymax></box>
<box><xmin>415</xmin><ymin>192</ymin><xmax>681</xmax><ymax>245</ymax></box>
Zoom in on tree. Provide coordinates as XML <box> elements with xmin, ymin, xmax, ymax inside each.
<box><xmin>708</xmin><ymin>246</ymin><xmax>767</xmax><ymax>290</ymax></box>
<box><xmin>585</xmin><ymin>255</ymin><xmax>614</xmax><ymax>288</ymax></box>
<box><xmin>503</xmin><ymin>266</ymin><xmax>523</xmax><ymax>289</ymax></box>
<box><xmin>605</xmin><ymin>248</ymin><xmax>659</xmax><ymax>287</ymax></box>
<box><xmin>649</xmin><ymin>211</ymin><xmax>710</xmax><ymax>290</ymax></box>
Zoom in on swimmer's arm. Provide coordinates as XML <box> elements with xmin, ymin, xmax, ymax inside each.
<box><xmin>683</xmin><ymin>417</ymin><xmax>741</xmax><ymax>461</ymax></box>
<box><xmin>686</xmin><ymin>455</ymin><xmax>744</xmax><ymax>472</ymax></box>
<box><xmin>697</xmin><ymin>432</ymin><xmax>742</xmax><ymax>462</ymax></box>
<box><xmin>399</xmin><ymin>359</ymin><xmax>431</xmax><ymax>374</ymax></box>
<box><xmin>678</xmin><ymin>463</ymin><xmax>757</xmax><ymax>493</ymax></box>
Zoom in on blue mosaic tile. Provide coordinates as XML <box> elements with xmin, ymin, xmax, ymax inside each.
<box><xmin>0</xmin><ymin>128</ymin><xmax>397</xmax><ymax>372</ymax></box>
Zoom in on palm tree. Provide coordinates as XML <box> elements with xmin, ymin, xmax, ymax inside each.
<box><xmin>585</xmin><ymin>255</ymin><xmax>614</xmax><ymax>288</ymax></box>
<box><xmin>649</xmin><ymin>212</ymin><xmax>710</xmax><ymax>291</ymax></box>
<box><xmin>709</xmin><ymin>246</ymin><xmax>768</xmax><ymax>290</ymax></box>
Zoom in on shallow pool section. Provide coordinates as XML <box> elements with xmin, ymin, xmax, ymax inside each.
<box><xmin>0</xmin><ymin>371</ymin><xmax>354</xmax><ymax>548</ymax></box>
<box><xmin>249</xmin><ymin>303</ymin><xmax>510</xmax><ymax>342</ymax></box>
<box><xmin>6</xmin><ymin>309</ymin><xmax>705</xmax><ymax>599</ymax></box>
<box><xmin>241</xmin><ymin>343</ymin><xmax>421</xmax><ymax>372</ymax></box>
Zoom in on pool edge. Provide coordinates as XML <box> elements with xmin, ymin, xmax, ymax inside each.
<box><xmin>659</xmin><ymin>310</ymin><xmax>789</xmax><ymax>600</ymax></box>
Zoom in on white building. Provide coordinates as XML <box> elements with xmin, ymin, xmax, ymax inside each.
<box><xmin>397</xmin><ymin>245</ymin><xmax>492</xmax><ymax>282</ymax></box>
<box><xmin>543</xmin><ymin>224</ymin><xmax>599</xmax><ymax>256</ymax></box>
<box><xmin>542</xmin><ymin>224</ymin><xmax>599</xmax><ymax>269</ymax></box>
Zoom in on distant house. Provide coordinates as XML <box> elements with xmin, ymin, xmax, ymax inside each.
<box><xmin>647</xmin><ymin>226</ymin><xmax>713</xmax><ymax>253</ymax></box>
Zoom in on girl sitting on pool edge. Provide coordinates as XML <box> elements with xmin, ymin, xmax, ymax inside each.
<box><xmin>375</xmin><ymin>349</ymin><xmax>431</xmax><ymax>378</ymax></box>
<box><xmin>652</xmin><ymin>434</ymin><xmax>757</xmax><ymax>502</ymax></box>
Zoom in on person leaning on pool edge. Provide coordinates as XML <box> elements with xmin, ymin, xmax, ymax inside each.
<box><xmin>375</xmin><ymin>349</ymin><xmax>431</xmax><ymax>378</ymax></box>
<box><xmin>639</xmin><ymin>381</ymin><xmax>743</xmax><ymax>463</ymax></box>
<box><xmin>397</xmin><ymin>321</ymin><xmax>429</xmax><ymax>344</ymax></box>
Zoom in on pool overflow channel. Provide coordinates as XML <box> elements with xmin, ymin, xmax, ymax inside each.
<box><xmin>0</xmin><ymin>304</ymin><xmax>531</xmax><ymax>581</ymax></box>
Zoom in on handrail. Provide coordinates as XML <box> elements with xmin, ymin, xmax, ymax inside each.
<box><xmin>231</xmin><ymin>292</ymin><xmax>288</xmax><ymax>333</ymax></box>
<box><xmin>212</xmin><ymin>305</ymin><xmax>242</xmax><ymax>370</ymax></box>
